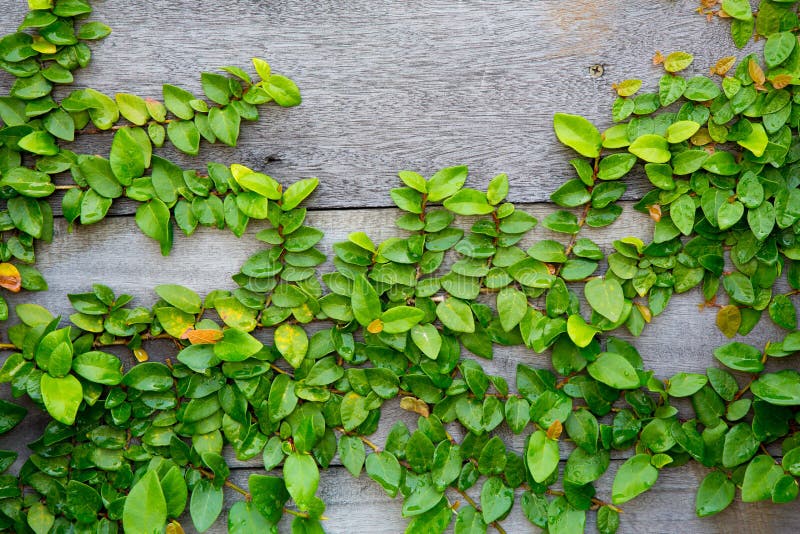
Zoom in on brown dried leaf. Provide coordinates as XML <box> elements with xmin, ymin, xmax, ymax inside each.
<box><xmin>652</xmin><ymin>50</ymin><xmax>665</xmax><ymax>65</ymax></box>
<box><xmin>770</xmin><ymin>74</ymin><xmax>793</xmax><ymax>90</ymax></box>
<box><xmin>546</xmin><ymin>420</ymin><xmax>563</xmax><ymax>440</ymax></box>
<box><xmin>711</xmin><ymin>56</ymin><xmax>736</xmax><ymax>76</ymax></box>
<box><xmin>749</xmin><ymin>59</ymin><xmax>765</xmax><ymax>87</ymax></box>
<box><xmin>648</xmin><ymin>204</ymin><xmax>662</xmax><ymax>222</ymax></box>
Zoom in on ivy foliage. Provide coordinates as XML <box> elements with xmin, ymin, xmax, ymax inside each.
<box><xmin>0</xmin><ymin>0</ymin><xmax>301</xmax><ymax>319</ymax></box>
<box><xmin>1</xmin><ymin>1</ymin><xmax>800</xmax><ymax>534</ymax></box>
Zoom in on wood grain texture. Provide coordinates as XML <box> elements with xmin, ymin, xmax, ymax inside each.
<box><xmin>2</xmin><ymin>205</ymin><xmax>799</xmax><ymax>531</ymax></box>
<box><xmin>1</xmin><ymin>0</ymin><xmax>759</xmax><ymax>210</ymax></box>
<box><xmin>1</xmin><ymin>0</ymin><xmax>798</xmax><ymax>532</ymax></box>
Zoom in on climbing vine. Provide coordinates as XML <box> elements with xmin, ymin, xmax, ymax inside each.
<box><xmin>0</xmin><ymin>1</ymin><xmax>799</xmax><ymax>533</ymax></box>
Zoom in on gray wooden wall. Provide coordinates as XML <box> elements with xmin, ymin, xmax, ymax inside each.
<box><xmin>1</xmin><ymin>0</ymin><xmax>797</xmax><ymax>532</ymax></box>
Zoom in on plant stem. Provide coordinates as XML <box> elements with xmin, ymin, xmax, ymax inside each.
<box><xmin>335</xmin><ymin>427</ymin><xmax>381</xmax><ymax>453</ymax></box>
<box><xmin>452</xmin><ymin>487</ymin><xmax>507</xmax><ymax>534</ymax></box>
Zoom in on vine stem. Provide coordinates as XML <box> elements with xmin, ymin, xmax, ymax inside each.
<box><xmin>54</xmin><ymin>184</ymin><xmax>81</xmax><ymax>190</ymax></box>
<box><xmin>546</xmin><ymin>489</ymin><xmax>623</xmax><ymax>513</ymax></box>
<box><xmin>334</xmin><ymin>427</ymin><xmax>381</xmax><ymax>453</ymax></box>
<box><xmin>452</xmin><ymin>487</ymin><xmax>507</xmax><ymax>534</ymax></box>
<box><xmin>196</xmin><ymin>468</ymin><xmax>328</xmax><ymax>520</ymax></box>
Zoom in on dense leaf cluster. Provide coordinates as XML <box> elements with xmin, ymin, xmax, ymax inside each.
<box><xmin>0</xmin><ymin>1</ymin><xmax>799</xmax><ymax>534</ymax></box>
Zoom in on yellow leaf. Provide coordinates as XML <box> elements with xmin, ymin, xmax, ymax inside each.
<box><xmin>710</xmin><ymin>56</ymin><xmax>736</xmax><ymax>76</ymax></box>
<box><xmin>612</xmin><ymin>79</ymin><xmax>643</xmax><ymax>97</ymax></box>
<box><xmin>0</xmin><ymin>263</ymin><xmax>21</xmax><ymax>293</ymax></box>
<box><xmin>133</xmin><ymin>348</ymin><xmax>149</xmax><ymax>362</ymax></box>
<box><xmin>367</xmin><ymin>319</ymin><xmax>384</xmax><ymax>334</ymax></box>
<box><xmin>399</xmin><ymin>396</ymin><xmax>429</xmax><ymax>417</ymax></box>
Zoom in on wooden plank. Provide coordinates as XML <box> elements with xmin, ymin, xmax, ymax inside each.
<box><xmin>2</xmin><ymin>0</ymin><xmax>759</xmax><ymax>210</ymax></box>
<box><xmin>201</xmin><ymin>461</ymin><xmax>800</xmax><ymax>534</ymax></box>
<box><xmin>0</xmin><ymin>204</ymin><xmax>789</xmax><ymax>464</ymax></box>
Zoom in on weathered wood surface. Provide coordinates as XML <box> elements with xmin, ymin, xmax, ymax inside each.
<box><xmin>1</xmin><ymin>0</ymin><xmax>798</xmax><ymax>532</ymax></box>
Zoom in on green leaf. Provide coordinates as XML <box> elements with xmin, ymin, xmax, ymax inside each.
<box><xmin>167</xmin><ymin>120</ymin><xmax>200</xmax><ymax>155</ymax></box>
<box><xmin>664</xmin><ymin>51</ymin><xmax>694</xmax><ymax>73</ymax></box>
<box><xmin>135</xmin><ymin>199</ymin><xmax>173</xmax><ymax>256</ymax></box>
<box><xmin>267</xmin><ymin>373</ymin><xmax>297</xmax><ymax>422</ymax></box>
<box><xmin>352</xmin><ymin>275</ymin><xmax>381</xmax><ymax>326</ymax></box>
<box><xmin>282</xmin><ymin>177</ymin><xmax>319</xmax><ymax>210</ymax></box>
<box><xmin>27</xmin><ymin>502</ymin><xmax>54</xmax><ymax>534</ymax></box>
<box><xmin>0</xmin><ymin>400</ymin><xmax>26</xmax><ymax>435</ymax></box>
<box><xmin>215</xmin><ymin>328</ymin><xmax>263</xmax><ymax>362</ymax></box>
<box><xmin>264</xmin><ymin>74</ymin><xmax>302</xmax><ymax>106</ymax></box>
<box><xmin>411</xmin><ymin>323</ymin><xmax>442</xmax><ymax>359</ymax></box>
<box><xmin>611</xmin><ymin>454</ymin><xmax>658</xmax><ymax>504</ymax></box>
<box><xmin>667</xmin><ymin>372</ymin><xmax>707</xmax><ymax>397</ymax></box>
<box><xmin>497</xmin><ymin>286</ymin><xmax>527</xmax><ymax>332</ymax></box>
<box><xmin>121</xmin><ymin>362</ymin><xmax>172</xmax><ymax>391</ymax></box>
<box><xmin>566</xmin><ymin>314</ymin><xmax>599</xmax><ymax>348</ymax></box>
<box><xmin>163</xmin><ymin>84</ymin><xmax>195</xmax><ymax>120</ymax></box>
<box><xmin>249</xmin><ymin>475</ymin><xmax>289</xmax><ymax>524</ymax></box>
<box><xmin>201</xmin><ymin>72</ymin><xmax>232</xmax><ymax>105</ymax></box>
<box><xmin>722</xmin><ymin>0</ymin><xmax>753</xmax><ymax>20</ymax></box>
<box><xmin>284</xmin><ymin>452</ymin><xmax>319</xmax><ymax>510</ymax></box>
<box><xmin>553</xmin><ymin>113</ymin><xmax>602</xmax><ymax>158</ymax></box>
<box><xmin>436</xmin><ymin>297</ymin><xmax>475</xmax><ymax>333</ymax></box>
<box><xmin>190</xmin><ymin>479</ymin><xmax>223</xmax><ymax>532</ymax></box>
<box><xmin>427</xmin><ymin>165</ymin><xmax>468</xmax><ymax>202</ymax></box>
<box><xmin>713</xmin><ymin>342</ymin><xmax>764</xmax><ymax>373</ymax></box>
<box><xmin>109</xmin><ymin>127</ymin><xmax>148</xmax><ymax>184</ymax></box>
<box><xmin>751</xmin><ymin>370</ymin><xmax>800</xmax><ymax>405</ymax></box>
<box><xmin>722</xmin><ymin>423</ymin><xmax>760</xmax><ymax>468</ymax></box>
<box><xmin>123</xmin><ymin>471</ymin><xmax>167</xmax><ymax>534</ymax></box>
<box><xmin>66</xmin><ymin>480</ymin><xmax>102</xmax><ymax>523</ymax></box>
<box><xmin>587</xmin><ymin>352</ymin><xmax>640</xmax><ymax>389</ymax></box>
<box><xmin>487</xmin><ymin>173</ymin><xmax>509</xmax><ymax>205</ymax></box>
<box><xmin>628</xmin><ymin>134</ymin><xmax>671</xmax><ymax>163</ymax></box>
<box><xmin>696</xmin><ymin>470</ymin><xmax>735</xmax><ymax>517</ymax></box>
<box><xmin>338</xmin><ymin>435</ymin><xmax>366</xmax><ymax>477</ymax></box>
<box><xmin>480</xmin><ymin>477</ymin><xmax>513</xmax><ymax>524</ymax></box>
<box><xmin>209</xmin><ymin>105</ymin><xmax>240</xmax><ymax>147</ymax></box>
<box><xmin>402</xmin><ymin>476</ymin><xmax>444</xmax><ymax>517</ymax></box>
<box><xmin>228</xmin><ymin>501</ymin><xmax>273</xmax><ymax>533</ymax></box>
<box><xmin>77</xmin><ymin>21</ymin><xmax>111</xmax><ymax>40</ymax></box>
<box><xmin>340</xmin><ymin>392</ymin><xmax>369</xmax><ymax>431</ymax></box>
<box><xmin>79</xmin><ymin>155</ymin><xmax>122</xmax><ymax>199</ymax></box>
<box><xmin>764</xmin><ymin>31</ymin><xmax>795</xmax><ymax>68</ymax></box>
<box><xmin>584</xmin><ymin>277</ymin><xmax>625</xmax><ymax>322</ymax></box>
<box><xmin>526</xmin><ymin>430</ymin><xmax>559</xmax><ymax>483</ymax></box>
<box><xmin>115</xmin><ymin>93</ymin><xmax>150</xmax><ymax>125</ymax></box>
<box><xmin>18</xmin><ymin>131</ymin><xmax>58</xmax><ymax>156</ymax></box>
<box><xmin>443</xmin><ymin>188</ymin><xmax>494</xmax><ymax>215</ymax></box>
<box><xmin>40</xmin><ymin>373</ymin><xmax>82</xmax><ymax>425</ymax></box>
<box><xmin>155</xmin><ymin>284</ymin><xmax>202</xmax><ymax>314</ymax></box>
<box><xmin>665</xmin><ymin>120</ymin><xmax>700</xmax><ymax>143</ymax></box>
<box><xmin>380</xmin><ymin>306</ymin><xmax>424</xmax><ymax>333</ymax></box>
<box><xmin>366</xmin><ymin>451</ymin><xmax>402</xmax><ymax>497</ymax></box>
<box><xmin>742</xmin><ymin>455</ymin><xmax>783</xmax><ymax>502</ymax></box>
<box><xmin>72</xmin><ymin>351</ymin><xmax>123</xmax><ymax>385</ymax></box>
<box><xmin>274</xmin><ymin>323</ymin><xmax>308</xmax><ymax>367</ymax></box>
